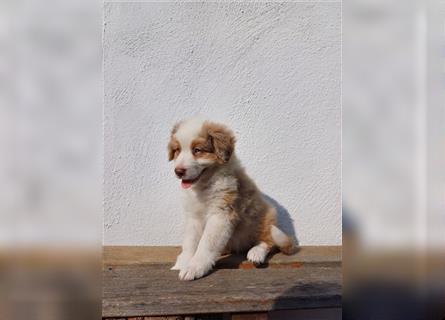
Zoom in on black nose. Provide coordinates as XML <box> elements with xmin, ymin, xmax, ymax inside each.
<box><xmin>175</xmin><ymin>167</ymin><xmax>186</xmax><ymax>178</ymax></box>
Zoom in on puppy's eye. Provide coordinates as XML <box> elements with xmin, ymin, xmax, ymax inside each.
<box><xmin>193</xmin><ymin>148</ymin><xmax>202</xmax><ymax>155</ymax></box>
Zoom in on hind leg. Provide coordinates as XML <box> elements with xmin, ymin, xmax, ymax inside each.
<box><xmin>247</xmin><ymin>241</ymin><xmax>270</xmax><ymax>264</ymax></box>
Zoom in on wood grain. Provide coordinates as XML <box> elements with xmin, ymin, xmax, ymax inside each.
<box><xmin>103</xmin><ymin>246</ymin><xmax>341</xmax><ymax>267</ymax></box>
<box><xmin>103</xmin><ymin>246</ymin><xmax>341</xmax><ymax>318</ymax></box>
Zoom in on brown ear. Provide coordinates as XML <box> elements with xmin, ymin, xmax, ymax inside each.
<box><xmin>204</xmin><ymin>121</ymin><xmax>236</xmax><ymax>163</ymax></box>
<box><xmin>168</xmin><ymin>122</ymin><xmax>182</xmax><ymax>161</ymax></box>
<box><xmin>167</xmin><ymin>138</ymin><xmax>176</xmax><ymax>161</ymax></box>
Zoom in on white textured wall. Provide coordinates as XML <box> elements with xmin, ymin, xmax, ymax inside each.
<box><xmin>104</xmin><ymin>2</ymin><xmax>341</xmax><ymax>245</ymax></box>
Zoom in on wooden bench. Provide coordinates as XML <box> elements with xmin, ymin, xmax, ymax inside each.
<box><xmin>103</xmin><ymin>246</ymin><xmax>342</xmax><ymax>319</ymax></box>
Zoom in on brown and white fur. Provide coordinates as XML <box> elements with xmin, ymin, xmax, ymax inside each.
<box><xmin>168</xmin><ymin>117</ymin><xmax>296</xmax><ymax>280</ymax></box>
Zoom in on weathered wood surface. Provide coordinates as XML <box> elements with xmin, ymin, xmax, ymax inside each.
<box><xmin>103</xmin><ymin>246</ymin><xmax>341</xmax><ymax>267</ymax></box>
<box><xmin>103</xmin><ymin>246</ymin><xmax>341</xmax><ymax>318</ymax></box>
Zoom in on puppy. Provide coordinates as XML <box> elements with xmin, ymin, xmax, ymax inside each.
<box><xmin>168</xmin><ymin>118</ymin><xmax>296</xmax><ymax>280</ymax></box>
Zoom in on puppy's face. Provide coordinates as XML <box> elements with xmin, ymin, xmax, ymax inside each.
<box><xmin>168</xmin><ymin>119</ymin><xmax>236</xmax><ymax>189</ymax></box>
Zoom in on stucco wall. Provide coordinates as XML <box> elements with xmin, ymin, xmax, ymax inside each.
<box><xmin>104</xmin><ymin>2</ymin><xmax>341</xmax><ymax>245</ymax></box>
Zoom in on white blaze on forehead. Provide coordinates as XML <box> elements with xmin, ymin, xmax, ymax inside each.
<box><xmin>175</xmin><ymin>117</ymin><xmax>205</xmax><ymax>149</ymax></box>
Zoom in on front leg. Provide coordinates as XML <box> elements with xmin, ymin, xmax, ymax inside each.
<box><xmin>171</xmin><ymin>215</ymin><xmax>204</xmax><ymax>270</ymax></box>
<box><xmin>179</xmin><ymin>212</ymin><xmax>235</xmax><ymax>280</ymax></box>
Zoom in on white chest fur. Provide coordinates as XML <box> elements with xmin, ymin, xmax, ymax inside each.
<box><xmin>181</xmin><ymin>188</ymin><xmax>207</xmax><ymax>217</ymax></box>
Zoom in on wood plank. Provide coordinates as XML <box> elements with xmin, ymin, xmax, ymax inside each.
<box><xmin>103</xmin><ymin>246</ymin><xmax>341</xmax><ymax>318</ymax></box>
<box><xmin>103</xmin><ymin>246</ymin><xmax>341</xmax><ymax>268</ymax></box>
<box><xmin>103</xmin><ymin>264</ymin><xmax>341</xmax><ymax>317</ymax></box>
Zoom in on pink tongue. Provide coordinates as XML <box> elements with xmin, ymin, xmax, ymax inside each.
<box><xmin>181</xmin><ymin>180</ymin><xmax>193</xmax><ymax>189</ymax></box>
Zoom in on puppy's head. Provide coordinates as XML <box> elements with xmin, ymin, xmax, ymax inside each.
<box><xmin>168</xmin><ymin>118</ymin><xmax>236</xmax><ymax>189</ymax></box>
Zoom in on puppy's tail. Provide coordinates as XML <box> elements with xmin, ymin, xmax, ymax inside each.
<box><xmin>271</xmin><ymin>225</ymin><xmax>297</xmax><ymax>255</ymax></box>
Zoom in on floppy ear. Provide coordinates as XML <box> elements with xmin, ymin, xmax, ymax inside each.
<box><xmin>167</xmin><ymin>139</ymin><xmax>176</xmax><ymax>161</ymax></box>
<box><xmin>205</xmin><ymin>122</ymin><xmax>236</xmax><ymax>164</ymax></box>
<box><xmin>168</xmin><ymin>122</ymin><xmax>181</xmax><ymax>161</ymax></box>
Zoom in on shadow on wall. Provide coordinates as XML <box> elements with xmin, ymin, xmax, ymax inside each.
<box><xmin>262</xmin><ymin>193</ymin><xmax>299</xmax><ymax>246</ymax></box>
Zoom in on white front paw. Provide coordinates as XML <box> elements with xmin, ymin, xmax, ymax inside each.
<box><xmin>170</xmin><ymin>252</ymin><xmax>192</xmax><ymax>271</ymax></box>
<box><xmin>178</xmin><ymin>258</ymin><xmax>213</xmax><ymax>281</ymax></box>
<box><xmin>247</xmin><ymin>245</ymin><xmax>268</xmax><ymax>264</ymax></box>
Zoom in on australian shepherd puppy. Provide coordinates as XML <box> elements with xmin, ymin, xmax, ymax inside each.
<box><xmin>168</xmin><ymin>118</ymin><xmax>296</xmax><ymax>280</ymax></box>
